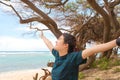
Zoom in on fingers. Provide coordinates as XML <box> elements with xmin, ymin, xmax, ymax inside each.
<box><xmin>116</xmin><ymin>37</ymin><xmax>120</xmax><ymax>46</ymax></box>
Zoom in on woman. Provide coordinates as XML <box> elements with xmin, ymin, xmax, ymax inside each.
<box><xmin>40</xmin><ymin>32</ymin><xmax>120</xmax><ymax>80</ymax></box>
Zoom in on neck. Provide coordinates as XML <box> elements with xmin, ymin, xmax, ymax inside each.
<box><xmin>59</xmin><ymin>49</ymin><xmax>68</xmax><ymax>56</ymax></box>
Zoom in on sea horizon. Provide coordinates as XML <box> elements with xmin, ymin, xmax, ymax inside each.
<box><xmin>0</xmin><ymin>51</ymin><xmax>54</xmax><ymax>72</ymax></box>
<box><xmin>0</xmin><ymin>50</ymin><xmax>49</xmax><ymax>52</ymax></box>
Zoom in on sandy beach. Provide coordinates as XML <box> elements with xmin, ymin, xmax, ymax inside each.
<box><xmin>0</xmin><ymin>66</ymin><xmax>120</xmax><ymax>80</ymax></box>
<box><xmin>0</xmin><ymin>67</ymin><xmax>52</xmax><ymax>80</ymax></box>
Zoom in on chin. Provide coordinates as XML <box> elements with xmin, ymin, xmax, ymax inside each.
<box><xmin>54</xmin><ymin>46</ymin><xmax>59</xmax><ymax>51</ymax></box>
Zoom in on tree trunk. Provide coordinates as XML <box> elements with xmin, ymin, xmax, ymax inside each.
<box><xmin>79</xmin><ymin>0</ymin><xmax>112</xmax><ymax>70</ymax></box>
<box><xmin>79</xmin><ymin>55</ymin><xmax>96</xmax><ymax>71</ymax></box>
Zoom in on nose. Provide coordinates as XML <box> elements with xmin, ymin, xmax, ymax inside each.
<box><xmin>56</xmin><ymin>41</ymin><xmax>57</xmax><ymax>44</ymax></box>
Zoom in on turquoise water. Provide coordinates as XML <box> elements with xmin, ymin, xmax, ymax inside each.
<box><xmin>0</xmin><ymin>51</ymin><xmax>54</xmax><ymax>72</ymax></box>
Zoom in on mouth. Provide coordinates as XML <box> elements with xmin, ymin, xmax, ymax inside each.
<box><xmin>55</xmin><ymin>44</ymin><xmax>57</xmax><ymax>47</ymax></box>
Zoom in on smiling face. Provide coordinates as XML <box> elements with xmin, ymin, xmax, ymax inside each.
<box><xmin>54</xmin><ymin>33</ymin><xmax>76</xmax><ymax>55</ymax></box>
<box><xmin>54</xmin><ymin>35</ymin><xmax>68</xmax><ymax>52</ymax></box>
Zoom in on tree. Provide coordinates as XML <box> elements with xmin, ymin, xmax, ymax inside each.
<box><xmin>0</xmin><ymin>0</ymin><xmax>120</xmax><ymax>71</ymax></box>
<box><xmin>87</xmin><ymin>0</ymin><xmax>120</xmax><ymax>58</ymax></box>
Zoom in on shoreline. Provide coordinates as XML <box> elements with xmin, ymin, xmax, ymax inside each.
<box><xmin>0</xmin><ymin>67</ymin><xmax>52</xmax><ymax>80</ymax></box>
<box><xmin>0</xmin><ymin>66</ymin><xmax>48</xmax><ymax>73</ymax></box>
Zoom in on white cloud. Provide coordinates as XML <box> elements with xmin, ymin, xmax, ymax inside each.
<box><xmin>15</xmin><ymin>27</ymin><xmax>32</xmax><ymax>32</ymax></box>
<box><xmin>14</xmin><ymin>24</ymin><xmax>57</xmax><ymax>42</ymax></box>
<box><xmin>0</xmin><ymin>36</ymin><xmax>50</xmax><ymax>51</ymax></box>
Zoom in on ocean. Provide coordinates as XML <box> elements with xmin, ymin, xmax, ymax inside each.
<box><xmin>0</xmin><ymin>50</ymin><xmax>120</xmax><ymax>73</ymax></box>
<box><xmin>0</xmin><ymin>51</ymin><xmax>54</xmax><ymax>72</ymax></box>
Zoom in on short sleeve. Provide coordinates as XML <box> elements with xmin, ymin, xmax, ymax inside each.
<box><xmin>75</xmin><ymin>51</ymin><xmax>87</xmax><ymax>66</ymax></box>
<box><xmin>52</xmin><ymin>49</ymin><xmax>59</xmax><ymax>58</ymax></box>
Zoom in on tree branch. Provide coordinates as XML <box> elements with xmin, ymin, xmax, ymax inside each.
<box><xmin>75</xmin><ymin>13</ymin><xmax>98</xmax><ymax>34</ymax></box>
<box><xmin>20</xmin><ymin>17</ymin><xmax>45</xmax><ymax>24</ymax></box>
<box><xmin>21</xmin><ymin>0</ymin><xmax>62</xmax><ymax>38</ymax></box>
<box><xmin>21</xmin><ymin>0</ymin><xmax>58</xmax><ymax>28</ymax></box>
<box><xmin>43</xmin><ymin>0</ymin><xmax>68</xmax><ymax>8</ymax></box>
<box><xmin>87</xmin><ymin>0</ymin><xmax>109</xmax><ymax>19</ymax></box>
<box><xmin>0</xmin><ymin>1</ymin><xmax>22</xmax><ymax>20</ymax></box>
<box><xmin>0</xmin><ymin>1</ymin><xmax>10</xmax><ymax>6</ymax></box>
<box><xmin>109</xmin><ymin>0</ymin><xmax>120</xmax><ymax>8</ymax></box>
<box><xmin>87</xmin><ymin>0</ymin><xmax>111</xmax><ymax>42</ymax></box>
<box><xmin>0</xmin><ymin>1</ymin><xmax>45</xmax><ymax>24</ymax></box>
<box><xmin>29</xmin><ymin>24</ymin><xmax>72</xmax><ymax>33</ymax></box>
<box><xmin>43</xmin><ymin>0</ymin><xmax>61</xmax><ymax>3</ymax></box>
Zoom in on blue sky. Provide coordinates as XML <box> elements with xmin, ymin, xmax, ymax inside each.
<box><xmin>0</xmin><ymin>10</ymin><xmax>56</xmax><ymax>51</ymax></box>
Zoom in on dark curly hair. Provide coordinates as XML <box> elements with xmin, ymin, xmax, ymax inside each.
<box><xmin>62</xmin><ymin>33</ymin><xmax>76</xmax><ymax>53</ymax></box>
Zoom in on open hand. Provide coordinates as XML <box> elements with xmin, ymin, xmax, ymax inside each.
<box><xmin>116</xmin><ymin>37</ymin><xmax>120</xmax><ymax>46</ymax></box>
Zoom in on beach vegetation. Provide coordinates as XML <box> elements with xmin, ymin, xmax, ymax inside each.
<box><xmin>78</xmin><ymin>72</ymin><xmax>85</xmax><ymax>79</ymax></box>
<box><xmin>113</xmin><ymin>68</ymin><xmax>120</xmax><ymax>73</ymax></box>
<box><xmin>91</xmin><ymin>57</ymin><xmax>110</xmax><ymax>70</ymax></box>
<box><xmin>91</xmin><ymin>57</ymin><xmax>120</xmax><ymax>70</ymax></box>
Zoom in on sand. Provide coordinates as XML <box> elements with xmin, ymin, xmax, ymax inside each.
<box><xmin>81</xmin><ymin>66</ymin><xmax>120</xmax><ymax>80</ymax></box>
<box><xmin>0</xmin><ymin>66</ymin><xmax>120</xmax><ymax>80</ymax></box>
<box><xmin>0</xmin><ymin>67</ymin><xmax>52</xmax><ymax>80</ymax></box>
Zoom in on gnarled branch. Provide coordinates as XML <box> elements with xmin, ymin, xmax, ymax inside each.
<box><xmin>21</xmin><ymin>0</ymin><xmax>62</xmax><ymax>38</ymax></box>
<box><xmin>43</xmin><ymin>0</ymin><xmax>68</xmax><ymax>8</ymax></box>
<box><xmin>109</xmin><ymin>0</ymin><xmax>120</xmax><ymax>8</ymax></box>
<box><xmin>0</xmin><ymin>1</ymin><xmax>22</xmax><ymax>20</ymax></box>
<box><xmin>21</xmin><ymin>0</ymin><xmax>57</xmax><ymax>28</ymax></box>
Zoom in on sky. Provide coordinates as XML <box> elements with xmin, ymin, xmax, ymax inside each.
<box><xmin>0</xmin><ymin>10</ymin><xmax>56</xmax><ymax>51</ymax></box>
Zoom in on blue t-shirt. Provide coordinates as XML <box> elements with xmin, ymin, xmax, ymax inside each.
<box><xmin>51</xmin><ymin>49</ymin><xmax>87</xmax><ymax>80</ymax></box>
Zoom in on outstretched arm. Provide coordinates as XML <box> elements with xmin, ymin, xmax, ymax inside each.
<box><xmin>40</xmin><ymin>31</ymin><xmax>54</xmax><ymax>51</ymax></box>
<box><xmin>82</xmin><ymin>39</ymin><xmax>118</xmax><ymax>59</ymax></box>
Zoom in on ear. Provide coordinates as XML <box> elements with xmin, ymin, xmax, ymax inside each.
<box><xmin>64</xmin><ymin>43</ymin><xmax>68</xmax><ymax>48</ymax></box>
